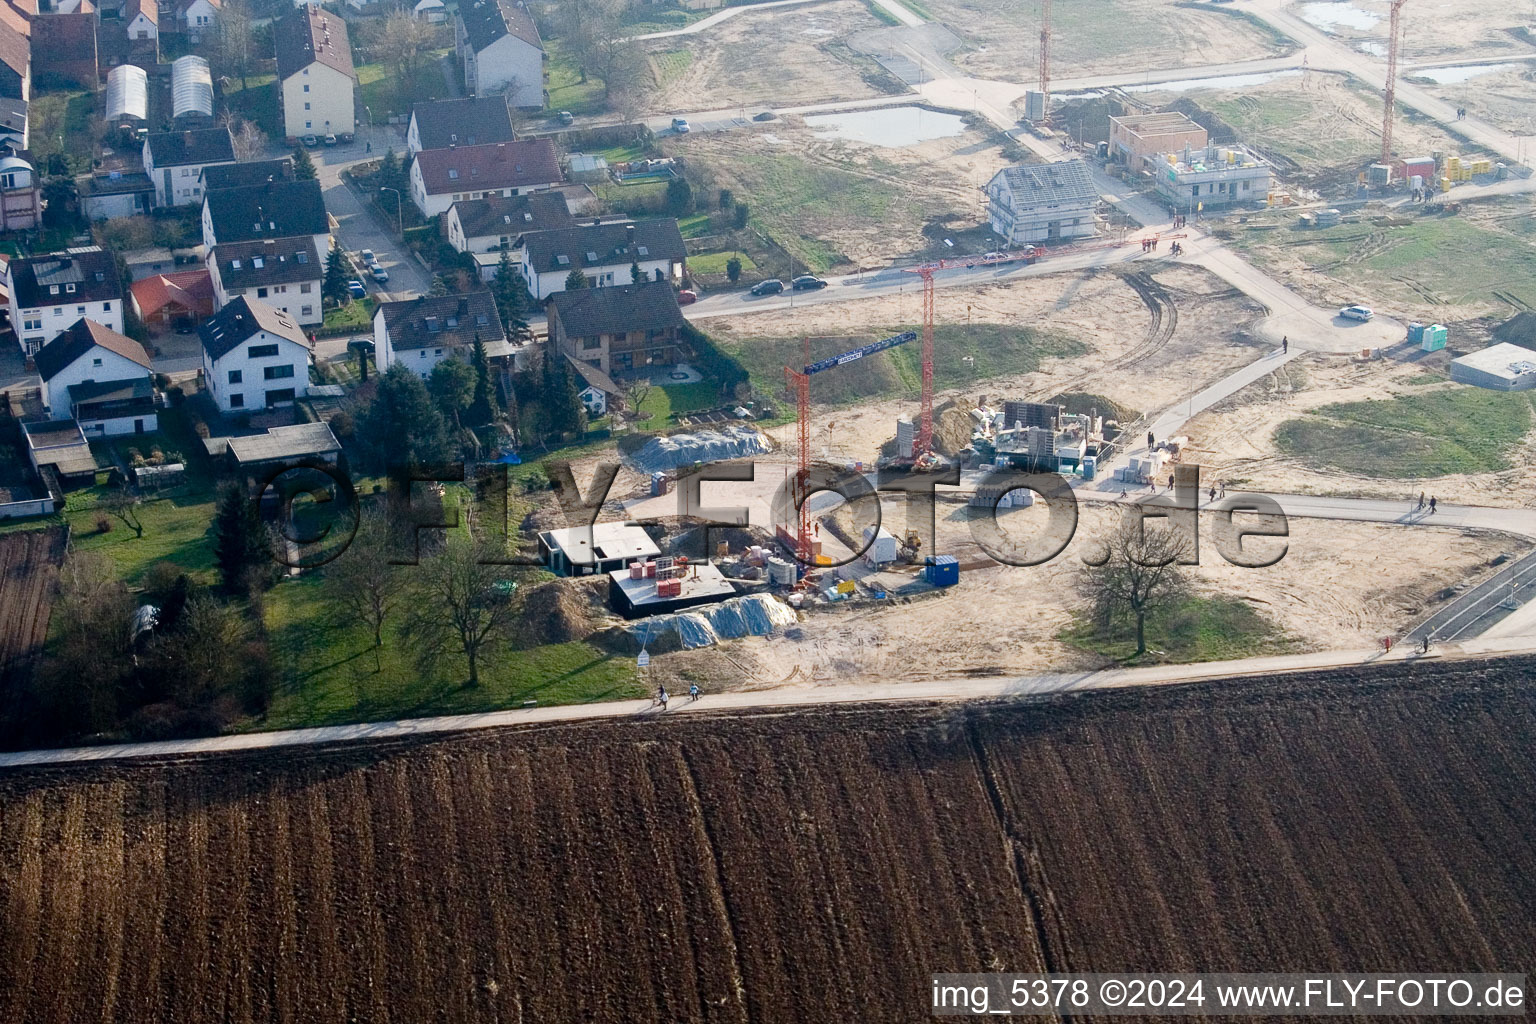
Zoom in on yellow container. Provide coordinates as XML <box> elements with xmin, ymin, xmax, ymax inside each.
<box><xmin>1440</xmin><ymin>176</ymin><xmax>1452</xmax><ymax>191</ymax></box>
<box><xmin>836</xmin><ymin>580</ymin><xmax>856</xmax><ymax>594</ymax></box>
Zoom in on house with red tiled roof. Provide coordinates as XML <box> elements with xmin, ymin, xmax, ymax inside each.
<box><xmin>408</xmin><ymin>137</ymin><xmax>561</xmax><ymax>218</ymax></box>
<box><xmin>130</xmin><ymin>269</ymin><xmax>214</xmax><ymax>328</ymax></box>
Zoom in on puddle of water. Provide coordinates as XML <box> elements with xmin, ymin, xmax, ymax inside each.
<box><xmin>759</xmin><ymin>132</ymin><xmax>786</xmax><ymax>144</ymax></box>
<box><xmin>1123</xmin><ymin>69</ymin><xmax>1302</xmax><ymax>94</ymax></box>
<box><xmin>801</xmin><ymin>27</ymin><xmax>832</xmax><ymax>35</ymax></box>
<box><xmin>804</xmin><ymin>106</ymin><xmax>968</xmax><ymax>147</ymax></box>
<box><xmin>1298</xmin><ymin>1</ymin><xmax>1380</xmax><ymax>32</ymax></box>
<box><xmin>1414</xmin><ymin>62</ymin><xmax>1522</xmax><ymax>84</ymax></box>
<box><xmin>1357</xmin><ymin>41</ymin><xmax>1387</xmax><ymax>56</ymax></box>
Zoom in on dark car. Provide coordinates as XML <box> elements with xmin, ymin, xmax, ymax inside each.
<box><xmin>749</xmin><ymin>279</ymin><xmax>785</xmax><ymax>296</ymax></box>
<box><xmin>556</xmin><ymin>110</ymin><xmax>575</xmax><ymax>125</ymax></box>
<box><xmin>792</xmin><ymin>275</ymin><xmax>827</xmax><ymax>291</ymax></box>
<box><xmin>347</xmin><ymin>279</ymin><xmax>367</xmax><ymax>299</ymax></box>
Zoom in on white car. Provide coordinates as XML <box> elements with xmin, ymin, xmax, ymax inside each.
<box><xmin>672</xmin><ymin>117</ymin><xmax>691</xmax><ymax>134</ymax></box>
<box><xmin>1339</xmin><ymin>304</ymin><xmax>1374</xmax><ymax>322</ymax></box>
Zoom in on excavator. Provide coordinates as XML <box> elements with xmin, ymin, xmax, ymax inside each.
<box><xmin>897</xmin><ymin>529</ymin><xmax>923</xmax><ymax>564</ymax></box>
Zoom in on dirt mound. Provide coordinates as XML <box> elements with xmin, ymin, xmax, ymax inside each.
<box><xmin>516</xmin><ymin>577</ymin><xmax>605</xmax><ymax>646</ymax></box>
<box><xmin>1493</xmin><ymin>312</ymin><xmax>1536</xmax><ymax>350</ymax></box>
<box><xmin>1049</xmin><ymin>392</ymin><xmax>1138</xmax><ymax>424</ymax></box>
<box><xmin>932</xmin><ymin>401</ymin><xmax>974</xmax><ymax>456</ymax></box>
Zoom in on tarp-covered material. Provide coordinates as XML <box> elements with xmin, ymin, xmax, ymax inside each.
<box><xmin>622</xmin><ymin>426</ymin><xmax>772</xmax><ymax>475</ymax></box>
<box><xmin>627</xmin><ymin>594</ymin><xmax>796</xmax><ymax>649</ymax></box>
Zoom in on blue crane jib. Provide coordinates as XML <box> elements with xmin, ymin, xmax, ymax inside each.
<box><xmin>802</xmin><ymin>331</ymin><xmax>919</xmax><ymax>376</ymax></box>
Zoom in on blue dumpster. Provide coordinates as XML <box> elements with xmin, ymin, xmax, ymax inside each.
<box><xmin>925</xmin><ymin>555</ymin><xmax>959</xmax><ymax>587</ymax></box>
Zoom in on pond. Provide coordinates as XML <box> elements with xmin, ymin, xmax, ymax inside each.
<box><xmin>1297</xmin><ymin>1</ymin><xmax>1380</xmax><ymax>32</ymax></box>
<box><xmin>1414</xmin><ymin>62</ymin><xmax>1524</xmax><ymax>84</ymax></box>
<box><xmin>1123</xmin><ymin>69</ymin><xmax>1303</xmax><ymax>94</ymax></box>
<box><xmin>804</xmin><ymin>106</ymin><xmax>968</xmax><ymax>148</ymax></box>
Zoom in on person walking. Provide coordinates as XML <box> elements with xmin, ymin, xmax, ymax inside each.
<box><xmin>1429</xmin><ymin>496</ymin><xmax>1437</xmax><ymax>513</ymax></box>
<box><xmin>658</xmin><ymin>687</ymin><xmax>669</xmax><ymax>710</ymax></box>
<box><xmin>1208</xmin><ymin>484</ymin><xmax>1217</xmax><ymax>504</ymax></box>
<box><xmin>1282</xmin><ymin>336</ymin><xmax>1288</xmax><ymax>354</ymax></box>
<box><xmin>1147</xmin><ymin>430</ymin><xmax>1155</xmax><ymax>450</ymax></box>
<box><xmin>1418</xmin><ymin>491</ymin><xmax>1426</xmax><ymax>511</ymax></box>
<box><xmin>689</xmin><ymin>683</ymin><xmax>701</xmax><ymax>702</ymax></box>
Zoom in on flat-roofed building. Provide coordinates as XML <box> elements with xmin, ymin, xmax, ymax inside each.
<box><xmin>1108</xmin><ymin>111</ymin><xmax>1209</xmax><ymax>170</ymax></box>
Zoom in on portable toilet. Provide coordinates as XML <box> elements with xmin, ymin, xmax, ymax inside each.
<box><xmin>1407</xmin><ymin>322</ymin><xmax>1427</xmax><ymax>345</ymax></box>
<box><xmin>1081</xmin><ymin>454</ymin><xmax>1097</xmax><ymax>481</ymax></box>
<box><xmin>925</xmin><ymin>555</ymin><xmax>960</xmax><ymax>587</ymax></box>
<box><xmin>1421</xmin><ymin>324</ymin><xmax>1448</xmax><ymax>352</ymax></box>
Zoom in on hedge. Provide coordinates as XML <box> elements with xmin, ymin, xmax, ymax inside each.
<box><xmin>682</xmin><ymin>322</ymin><xmax>748</xmax><ymax>394</ymax></box>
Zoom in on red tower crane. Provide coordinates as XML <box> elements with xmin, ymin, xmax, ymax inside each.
<box><xmin>1381</xmin><ymin>0</ymin><xmax>1407</xmax><ymax>164</ymax></box>
<box><xmin>1039</xmin><ymin>0</ymin><xmax>1052</xmax><ymax>123</ymax></box>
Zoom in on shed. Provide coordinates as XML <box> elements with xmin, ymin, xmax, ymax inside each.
<box><xmin>1449</xmin><ymin>343</ymin><xmax>1536</xmax><ymax>391</ymax></box>
<box><xmin>567</xmin><ymin>153</ymin><xmax>610</xmax><ymax>183</ymax></box>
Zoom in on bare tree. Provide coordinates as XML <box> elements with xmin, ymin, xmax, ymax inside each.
<box><xmin>213</xmin><ymin>0</ymin><xmax>256</xmax><ymax>90</ymax></box>
<box><xmin>323</xmin><ymin>508</ymin><xmax>400</xmax><ymax>672</ymax></box>
<box><xmin>101</xmin><ymin>482</ymin><xmax>144</xmax><ymax>538</ymax></box>
<box><xmin>230</xmin><ymin>118</ymin><xmax>269</xmax><ymax>162</ymax></box>
<box><xmin>1080</xmin><ymin>515</ymin><xmax>1191</xmax><ymax>657</ymax></box>
<box><xmin>376</xmin><ymin>12</ymin><xmax>435</xmax><ymax>90</ymax></box>
<box><xmin>400</xmin><ymin>533</ymin><xmax>520</xmax><ymax>687</ymax></box>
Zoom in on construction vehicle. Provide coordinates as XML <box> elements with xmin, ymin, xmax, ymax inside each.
<box><xmin>898</xmin><ymin>529</ymin><xmax>923</xmax><ymax>564</ymax></box>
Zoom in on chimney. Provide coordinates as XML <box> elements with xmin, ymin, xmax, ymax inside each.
<box><xmin>183</xmin><ymin>130</ymin><xmax>193</xmax><ymax>147</ymax></box>
<box><xmin>626</xmin><ymin>223</ymin><xmax>635</xmax><ymax>248</ymax></box>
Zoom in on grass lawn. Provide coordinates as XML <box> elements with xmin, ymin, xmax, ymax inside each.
<box><xmin>676</xmin><ymin>211</ymin><xmax>713</xmax><ymax>238</ymax></box>
<box><xmin>1060</xmin><ymin>595</ymin><xmax>1301</xmax><ymax>664</ymax></box>
<box><xmin>688</xmin><ymin>250</ymin><xmax>756</xmax><ymax>275</ymax></box>
<box><xmin>620</xmin><ymin>5</ymin><xmax>709</xmax><ymax>34</ymax></box>
<box><xmin>544</xmin><ymin>38</ymin><xmax>609</xmax><ymax>116</ymax></box>
<box><xmin>635</xmin><ymin>380</ymin><xmax>721</xmax><ymax>425</ymax></box>
<box><xmin>223</xmin><ymin>74</ymin><xmax>281</xmax><ymax>138</ymax></box>
<box><xmin>721</xmin><ymin>323</ymin><xmax>1085</xmax><ymax>408</ymax></box>
<box><xmin>598</xmin><ymin>141</ymin><xmax>651</xmax><ymax>165</ymax></box>
<box><xmin>1275</xmin><ymin>386</ymin><xmax>1535</xmax><ymax>478</ymax></box>
<box><xmin>258</xmin><ymin>574</ymin><xmax>642</xmax><ymax>729</ymax></box>
<box><xmin>64</xmin><ymin>485</ymin><xmax>220</xmax><ymax>587</ymax></box>
<box><xmin>28</xmin><ymin>89</ymin><xmax>96</xmax><ymax>170</ymax></box>
<box><xmin>323</xmin><ymin>296</ymin><xmax>377</xmax><ymax>330</ymax></box>
<box><xmin>1231</xmin><ymin>207</ymin><xmax>1536</xmax><ymax>314</ymax></box>
<box><xmin>356</xmin><ymin>55</ymin><xmax>453</xmax><ymax>125</ymax></box>
<box><xmin>648</xmin><ymin>48</ymin><xmax>693</xmax><ymax>89</ymax></box>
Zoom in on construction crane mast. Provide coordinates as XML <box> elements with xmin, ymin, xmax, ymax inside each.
<box><xmin>784</xmin><ymin>330</ymin><xmax>919</xmax><ymax>560</ymax></box>
<box><xmin>1381</xmin><ymin>0</ymin><xmax>1407</xmax><ymax>164</ymax></box>
<box><xmin>1039</xmin><ymin>0</ymin><xmax>1052</xmax><ymax>123</ymax></box>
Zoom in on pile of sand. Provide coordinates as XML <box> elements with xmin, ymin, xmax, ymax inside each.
<box><xmin>1493</xmin><ymin>312</ymin><xmax>1536</xmax><ymax>350</ymax></box>
<box><xmin>515</xmin><ymin>577</ymin><xmax>604</xmax><ymax>646</ymax></box>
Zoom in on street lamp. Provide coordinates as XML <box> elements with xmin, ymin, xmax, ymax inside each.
<box><xmin>379</xmin><ymin>186</ymin><xmax>402</xmax><ymax>233</ymax></box>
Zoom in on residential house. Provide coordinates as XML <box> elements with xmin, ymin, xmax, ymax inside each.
<box><xmin>0</xmin><ymin>152</ymin><xmax>38</xmax><ymax>230</ymax></box>
<box><xmin>200</xmin><ymin>156</ymin><xmax>293</xmax><ymax>192</ymax></box>
<box><xmin>1152</xmin><ymin>144</ymin><xmax>1272</xmax><ymax>211</ymax></box>
<box><xmin>455</xmin><ymin>0</ymin><xmax>542</xmax><ymax>108</ymax></box>
<box><xmin>130</xmin><ymin>268</ymin><xmax>214</xmax><ymax>327</ymax></box>
<box><xmin>413</xmin><ymin>0</ymin><xmax>446</xmax><ymax>23</ymax></box>
<box><xmin>142</xmin><ymin>126</ymin><xmax>235</xmax><ymax>207</ymax></box>
<box><xmin>4</xmin><ymin>247</ymin><xmax>124</xmax><ymax>356</ymax></box>
<box><xmin>275</xmin><ymin>4</ymin><xmax>354</xmax><ymax>143</ymax></box>
<box><xmin>409</xmin><ymin>137</ymin><xmax>561</xmax><ymax>218</ymax></box>
<box><xmin>0</xmin><ymin>96</ymin><xmax>25</xmax><ymax>149</ymax></box>
<box><xmin>33</xmin><ymin>317</ymin><xmax>157</xmax><ymax>434</ymax></box>
<box><xmin>548</xmin><ymin>279</ymin><xmax>686</xmax><ymax>376</ymax></box>
<box><xmin>29</xmin><ymin>11</ymin><xmax>93</xmax><ymax>88</ymax></box>
<box><xmin>0</xmin><ymin>6</ymin><xmax>27</xmax><ymax>99</ymax></box>
<box><xmin>200</xmin><ymin>177</ymin><xmax>330</xmax><ymax>259</ymax></box>
<box><xmin>519</xmin><ymin>219</ymin><xmax>686</xmax><ymax>301</ymax></box>
<box><xmin>118</xmin><ymin>0</ymin><xmax>157</xmax><ymax>40</ymax></box>
<box><xmin>95</xmin><ymin>0</ymin><xmax>158</xmax><ymax>70</ymax></box>
<box><xmin>373</xmin><ymin>290</ymin><xmax>516</xmax><ymax>377</ymax></box>
<box><xmin>208</xmin><ymin>236</ymin><xmax>323</xmax><ymax>326</ymax></box>
<box><xmin>445</xmin><ymin>190</ymin><xmax>573</xmax><ymax>256</ymax></box>
<box><xmin>176</xmin><ymin>0</ymin><xmax>218</xmax><ymax>40</ymax></box>
<box><xmin>984</xmin><ymin>159</ymin><xmax>1099</xmax><ymax>246</ymax></box>
<box><xmin>406</xmin><ymin>95</ymin><xmax>515</xmax><ymax>156</ymax></box>
<box><xmin>198</xmin><ymin>295</ymin><xmax>311</xmax><ymax>412</ymax></box>
<box><xmin>79</xmin><ymin>167</ymin><xmax>155</xmax><ymax>219</ymax></box>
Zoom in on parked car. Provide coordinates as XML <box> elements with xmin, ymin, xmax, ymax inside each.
<box><xmin>369</xmin><ymin>263</ymin><xmax>389</xmax><ymax>283</ymax></box>
<box><xmin>677</xmin><ymin>289</ymin><xmax>698</xmax><ymax>305</ymax></box>
<box><xmin>749</xmin><ymin>279</ymin><xmax>784</xmax><ymax>296</ymax></box>
<box><xmin>347</xmin><ymin>279</ymin><xmax>367</xmax><ymax>299</ymax></box>
<box><xmin>1339</xmin><ymin>304</ymin><xmax>1374</xmax><ymax>322</ymax></box>
<box><xmin>323</xmin><ymin>133</ymin><xmax>338</xmax><ymax>146</ymax></box>
<box><xmin>792</xmin><ymin>275</ymin><xmax>827</xmax><ymax>291</ymax></box>
<box><xmin>672</xmin><ymin>117</ymin><xmax>691</xmax><ymax>134</ymax></box>
<box><xmin>359</xmin><ymin>249</ymin><xmax>375</xmax><ymax>264</ymax></box>
<box><xmin>339</xmin><ymin>132</ymin><xmax>355</xmax><ymax>144</ymax></box>
<box><xmin>556</xmin><ymin>110</ymin><xmax>575</xmax><ymax>125</ymax></box>
<box><xmin>301</xmin><ymin>134</ymin><xmax>319</xmax><ymax>147</ymax></box>
<box><xmin>982</xmin><ymin>251</ymin><xmax>1006</xmax><ymax>261</ymax></box>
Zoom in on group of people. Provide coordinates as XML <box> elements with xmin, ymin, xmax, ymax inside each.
<box><xmin>1170</xmin><ymin>213</ymin><xmax>1188</xmax><ymax>228</ymax></box>
<box><xmin>652</xmin><ymin>684</ymin><xmax>702</xmax><ymax>710</ymax></box>
<box><xmin>1416</xmin><ymin>492</ymin><xmax>1438</xmax><ymax>514</ymax></box>
<box><xmin>1140</xmin><ymin>236</ymin><xmax>1162</xmax><ymax>253</ymax></box>
<box><xmin>1409</xmin><ymin>186</ymin><xmax>1432</xmax><ymax>203</ymax></box>
<box><xmin>1168</xmin><ymin>242</ymin><xmax>1184</xmax><ymax>256</ymax></box>
<box><xmin>1455</xmin><ymin>107</ymin><xmax>1468</xmax><ymax>121</ymax></box>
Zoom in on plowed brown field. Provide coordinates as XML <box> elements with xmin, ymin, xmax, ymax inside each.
<box><xmin>1</xmin><ymin>660</ymin><xmax>1534</xmax><ymax>1022</ymax></box>
<box><xmin>0</xmin><ymin>528</ymin><xmax>67</xmax><ymax>698</ymax></box>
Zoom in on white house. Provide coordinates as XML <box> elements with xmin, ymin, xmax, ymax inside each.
<box><xmin>177</xmin><ymin>0</ymin><xmax>220</xmax><ymax>42</ymax></box>
<box><xmin>519</xmin><ymin>219</ymin><xmax>686</xmax><ymax>301</ymax></box>
<box><xmin>207</xmin><ymin>237</ymin><xmax>323</xmax><ymax>326</ymax></box>
<box><xmin>142</xmin><ymin>127</ymin><xmax>236</xmax><ymax>207</ymax></box>
<box><xmin>201</xmin><ymin>178</ymin><xmax>331</xmax><ymax>261</ymax></box>
<box><xmin>985</xmin><ymin>159</ymin><xmax>1099</xmax><ymax>246</ymax></box>
<box><xmin>34</xmin><ymin>318</ymin><xmax>157</xmax><ymax>435</ymax></box>
<box><xmin>414</xmin><ymin>0</ymin><xmax>446</xmax><ymax>23</ymax></box>
<box><xmin>456</xmin><ymin>0</ymin><xmax>543</xmax><ymax>108</ymax></box>
<box><xmin>445</xmin><ymin>190</ymin><xmax>573</xmax><ymax>255</ymax></box>
<box><xmin>275</xmin><ymin>4</ymin><xmax>355</xmax><ymax>142</ymax></box>
<box><xmin>406</xmin><ymin>95</ymin><xmax>515</xmax><ymax>156</ymax></box>
<box><xmin>120</xmin><ymin>0</ymin><xmax>159</xmax><ymax>40</ymax></box>
<box><xmin>198</xmin><ymin>296</ymin><xmax>312</xmax><ymax>413</ymax></box>
<box><xmin>4</xmin><ymin>248</ymin><xmax>125</xmax><ymax>357</ymax></box>
<box><xmin>373</xmin><ymin>290</ymin><xmax>514</xmax><ymax>377</ymax></box>
<box><xmin>409</xmin><ymin>138</ymin><xmax>562</xmax><ymax>219</ymax></box>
